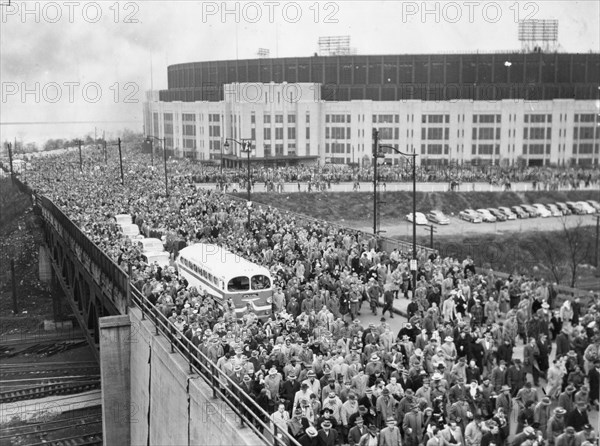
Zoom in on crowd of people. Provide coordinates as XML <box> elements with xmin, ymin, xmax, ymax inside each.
<box><xmin>16</xmin><ymin>148</ymin><xmax>600</xmax><ymax>446</ymax></box>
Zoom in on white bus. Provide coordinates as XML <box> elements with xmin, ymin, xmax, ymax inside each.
<box><xmin>175</xmin><ymin>243</ymin><xmax>273</xmax><ymax>319</ymax></box>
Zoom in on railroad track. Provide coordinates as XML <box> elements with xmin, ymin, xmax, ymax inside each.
<box><xmin>0</xmin><ymin>340</ymin><xmax>89</xmax><ymax>359</ymax></box>
<box><xmin>0</xmin><ymin>379</ymin><xmax>101</xmax><ymax>404</ymax></box>
<box><xmin>0</xmin><ymin>412</ymin><xmax>102</xmax><ymax>443</ymax></box>
<box><xmin>23</xmin><ymin>431</ymin><xmax>103</xmax><ymax>446</ymax></box>
<box><xmin>0</xmin><ymin>362</ymin><xmax>99</xmax><ymax>379</ymax></box>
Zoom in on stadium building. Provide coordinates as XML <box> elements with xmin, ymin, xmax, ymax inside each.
<box><xmin>143</xmin><ymin>52</ymin><xmax>600</xmax><ymax>167</ymax></box>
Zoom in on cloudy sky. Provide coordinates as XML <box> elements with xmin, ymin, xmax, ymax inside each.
<box><xmin>1</xmin><ymin>0</ymin><xmax>598</xmax><ymax>145</ymax></box>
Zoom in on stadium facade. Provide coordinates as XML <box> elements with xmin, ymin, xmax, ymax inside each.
<box><xmin>143</xmin><ymin>53</ymin><xmax>600</xmax><ymax>167</ymax></box>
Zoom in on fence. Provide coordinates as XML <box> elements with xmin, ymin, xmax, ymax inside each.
<box><xmin>130</xmin><ymin>286</ymin><xmax>299</xmax><ymax>446</ymax></box>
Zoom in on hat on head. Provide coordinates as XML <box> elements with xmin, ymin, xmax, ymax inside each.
<box><xmin>382</xmin><ymin>388</ymin><xmax>390</xmax><ymax>395</ymax></box>
<box><xmin>307</xmin><ymin>370</ymin><xmax>316</xmax><ymax>377</ymax></box>
<box><xmin>386</xmin><ymin>416</ymin><xmax>396</xmax><ymax>423</ymax></box>
<box><xmin>288</xmin><ymin>373</ymin><xmax>297</xmax><ymax>380</ymax></box>
<box><xmin>268</xmin><ymin>368</ymin><xmax>277</xmax><ymax>375</ymax></box>
<box><xmin>523</xmin><ymin>427</ymin><xmax>535</xmax><ymax>436</ymax></box>
<box><xmin>583</xmin><ymin>424</ymin><xmax>592</xmax><ymax>430</ymax></box>
<box><xmin>234</xmin><ymin>365</ymin><xmax>242</xmax><ymax>372</ymax></box>
<box><xmin>432</xmin><ymin>373</ymin><xmax>443</xmax><ymax>381</ymax></box>
<box><xmin>306</xmin><ymin>427</ymin><xmax>318</xmax><ymax>438</ymax></box>
<box><xmin>566</xmin><ymin>384</ymin><xmax>576</xmax><ymax>393</ymax></box>
<box><xmin>321</xmin><ymin>420</ymin><xmax>332</xmax><ymax>428</ymax></box>
<box><xmin>445</xmin><ymin>336</ymin><xmax>453</xmax><ymax>342</ymax></box>
<box><xmin>541</xmin><ymin>397</ymin><xmax>551</xmax><ymax>405</ymax></box>
<box><xmin>370</xmin><ymin>354</ymin><xmax>380</xmax><ymax>362</ymax></box>
<box><xmin>565</xmin><ymin>427</ymin><xmax>576</xmax><ymax>434</ymax></box>
<box><xmin>301</xmin><ymin>399</ymin><xmax>309</xmax><ymax>406</ymax></box>
<box><xmin>501</xmin><ymin>385</ymin><xmax>511</xmax><ymax>392</ymax></box>
<box><xmin>358</xmin><ymin>405</ymin><xmax>367</xmax><ymax>411</ymax></box>
<box><xmin>414</xmin><ymin>348</ymin><xmax>423</xmax><ymax>357</ymax></box>
<box><xmin>243</xmin><ymin>374</ymin><xmax>251</xmax><ymax>382</ymax></box>
<box><xmin>554</xmin><ymin>407</ymin><xmax>567</xmax><ymax>415</ymax></box>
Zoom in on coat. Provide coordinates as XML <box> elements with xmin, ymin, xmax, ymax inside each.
<box><xmin>348</xmin><ymin>425</ymin><xmax>368</xmax><ymax>446</ymax></box>
<box><xmin>403</xmin><ymin>411</ymin><xmax>424</xmax><ymax>444</ymax></box>
<box><xmin>317</xmin><ymin>429</ymin><xmax>339</xmax><ymax>446</ymax></box>
<box><xmin>380</xmin><ymin>426</ymin><xmax>402</xmax><ymax>446</ymax></box>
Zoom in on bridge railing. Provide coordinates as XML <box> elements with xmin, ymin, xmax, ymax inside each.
<box><xmin>129</xmin><ymin>286</ymin><xmax>300</xmax><ymax>446</ymax></box>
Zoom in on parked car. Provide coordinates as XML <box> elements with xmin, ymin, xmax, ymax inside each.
<box><xmin>407</xmin><ymin>212</ymin><xmax>429</xmax><ymax>225</ymax></box>
<box><xmin>532</xmin><ymin>204</ymin><xmax>552</xmax><ymax>218</ymax></box>
<box><xmin>497</xmin><ymin>207</ymin><xmax>517</xmax><ymax>220</ymax></box>
<box><xmin>556</xmin><ymin>202</ymin><xmax>572</xmax><ymax>215</ymax></box>
<box><xmin>476</xmin><ymin>209</ymin><xmax>497</xmax><ymax>223</ymax></box>
<box><xmin>427</xmin><ymin>210</ymin><xmax>450</xmax><ymax>225</ymax></box>
<box><xmin>119</xmin><ymin>223</ymin><xmax>143</xmax><ymax>240</ymax></box>
<box><xmin>520</xmin><ymin>204</ymin><xmax>540</xmax><ymax>218</ymax></box>
<box><xmin>114</xmin><ymin>214</ymin><xmax>132</xmax><ymax>225</ymax></box>
<box><xmin>459</xmin><ymin>209</ymin><xmax>483</xmax><ymax>223</ymax></box>
<box><xmin>511</xmin><ymin>206</ymin><xmax>529</xmax><ymax>219</ymax></box>
<box><xmin>587</xmin><ymin>200</ymin><xmax>600</xmax><ymax>212</ymax></box>
<box><xmin>136</xmin><ymin>238</ymin><xmax>165</xmax><ymax>254</ymax></box>
<box><xmin>577</xmin><ymin>201</ymin><xmax>596</xmax><ymax>214</ymax></box>
<box><xmin>487</xmin><ymin>208</ymin><xmax>507</xmax><ymax>222</ymax></box>
<box><xmin>545</xmin><ymin>203</ymin><xmax>563</xmax><ymax>217</ymax></box>
<box><xmin>566</xmin><ymin>201</ymin><xmax>587</xmax><ymax>215</ymax></box>
<box><xmin>141</xmin><ymin>251</ymin><xmax>171</xmax><ymax>268</ymax></box>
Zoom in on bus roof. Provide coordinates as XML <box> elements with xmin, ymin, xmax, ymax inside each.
<box><xmin>177</xmin><ymin>243</ymin><xmax>270</xmax><ymax>278</ymax></box>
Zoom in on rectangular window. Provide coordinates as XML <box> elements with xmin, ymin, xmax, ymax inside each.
<box><xmin>287</xmin><ymin>127</ymin><xmax>296</xmax><ymax>139</ymax></box>
<box><xmin>275</xmin><ymin>114</ymin><xmax>283</xmax><ymax>123</ymax></box>
<box><xmin>264</xmin><ymin>128</ymin><xmax>271</xmax><ymax>140</ymax></box>
<box><xmin>529</xmin><ymin>128</ymin><xmax>546</xmax><ymax>140</ymax></box>
<box><xmin>306</xmin><ymin>113</ymin><xmax>310</xmax><ymax>124</ymax></box>
<box><xmin>306</xmin><ymin>127</ymin><xmax>310</xmax><ymax>139</ymax></box>
<box><xmin>288</xmin><ymin>114</ymin><xmax>296</xmax><ymax>124</ymax></box>
<box><xmin>264</xmin><ymin>114</ymin><xmax>271</xmax><ymax>124</ymax></box>
<box><xmin>478</xmin><ymin>144</ymin><xmax>494</xmax><ymax>155</ymax></box>
<box><xmin>478</xmin><ymin>128</ymin><xmax>495</xmax><ymax>140</ymax></box>
<box><xmin>251</xmin><ymin>113</ymin><xmax>255</xmax><ymax>124</ymax></box>
<box><xmin>427</xmin><ymin>128</ymin><xmax>444</xmax><ymax>140</ymax></box>
<box><xmin>275</xmin><ymin>128</ymin><xmax>283</xmax><ymax>140</ymax></box>
<box><xmin>182</xmin><ymin>113</ymin><xmax>195</xmax><ymax>122</ymax></box>
<box><xmin>264</xmin><ymin>144</ymin><xmax>272</xmax><ymax>157</ymax></box>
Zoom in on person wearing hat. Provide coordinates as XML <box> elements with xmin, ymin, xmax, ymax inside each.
<box><xmin>490</xmin><ymin>360</ymin><xmax>508</xmax><ymax>393</ymax></box>
<box><xmin>515</xmin><ymin>381</ymin><xmax>538</xmax><ymax>406</ymax></box>
<box><xmin>379</xmin><ymin>416</ymin><xmax>401</xmax><ymax>446</ymax></box>
<box><xmin>566</xmin><ymin>401</ymin><xmax>590</xmax><ymax>432</ymax></box>
<box><xmin>441</xmin><ymin>418</ymin><xmax>465</xmax><ymax>446</ymax></box>
<box><xmin>402</xmin><ymin>403</ymin><xmax>423</xmax><ymax>446</ymax></box>
<box><xmin>341</xmin><ymin>393</ymin><xmax>359</xmax><ymax>441</ymax></box>
<box><xmin>348</xmin><ymin>416</ymin><xmax>367</xmax><ymax>446</ymax></box>
<box><xmin>376</xmin><ymin>388</ymin><xmax>399</xmax><ymax>430</ymax></box>
<box><xmin>547</xmin><ymin>408</ymin><xmax>567</xmax><ymax>446</ymax></box>
<box><xmin>555</xmin><ymin>426</ymin><xmax>578</xmax><ymax>446</ymax></box>
<box><xmin>512</xmin><ymin>426</ymin><xmax>537</xmax><ymax>446</ymax></box>
<box><xmin>558</xmin><ymin>385</ymin><xmax>577</xmax><ymax>413</ymax></box>
<box><xmin>302</xmin><ymin>370</ymin><xmax>321</xmax><ymax>398</ymax></box>
<box><xmin>574</xmin><ymin>424</ymin><xmax>595</xmax><ymax>446</ymax></box>
<box><xmin>322</xmin><ymin>391</ymin><xmax>343</xmax><ymax>425</ymax></box>
<box><xmin>533</xmin><ymin>397</ymin><xmax>552</xmax><ymax>436</ymax></box>
<box><xmin>495</xmin><ymin>385</ymin><xmax>512</xmax><ymax>416</ymax></box>
<box><xmin>298</xmin><ymin>425</ymin><xmax>319</xmax><ymax>446</ymax></box>
<box><xmin>317</xmin><ymin>418</ymin><xmax>339</xmax><ymax>446</ymax></box>
<box><xmin>288</xmin><ymin>407</ymin><xmax>306</xmax><ymax>439</ymax></box>
<box><xmin>281</xmin><ymin>371</ymin><xmax>301</xmax><ymax>412</ymax></box>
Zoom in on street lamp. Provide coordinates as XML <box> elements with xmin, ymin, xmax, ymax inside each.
<box><xmin>223</xmin><ymin>138</ymin><xmax>253</xmax><ymax>228</ymax></box>
<box><xmin>146</xmin><ymin>135</ymin><xmax>168</xmax><ymax>197</ymax></box>
<box><xmin>375</xmin><ymin>132</ymin><xmax>419</xmax><ymax>292</ymax></box>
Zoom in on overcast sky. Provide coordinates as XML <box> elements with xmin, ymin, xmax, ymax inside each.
<box><xmin>1</xmin><ymin>0</ymin><xmax>599</xmax><ymax>146</ymax></box>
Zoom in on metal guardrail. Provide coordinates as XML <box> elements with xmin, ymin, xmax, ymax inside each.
<box><xmin>130</xmin><ymin>286</ymin><xmax>299</xmax><ymax>446</ymax></box>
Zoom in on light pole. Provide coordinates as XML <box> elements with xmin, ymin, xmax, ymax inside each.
<box><xmin>104</xmin><ymin>138</ymin><xmax>125</xmax><ymax>185</ymax></box>
<box><xmin>375</xmin><ymin>132</ymin><xmax>419</xmax><ymax>292</ymax></box>
<box><xmin>223</xmin><ymin>138</ymin><xmax>253</xmax><ymax>228</ymax></box>
<box><xmin>146</xmin><ymin>135</ymin><xmax>168</xmax><ymax>197</ymax></box>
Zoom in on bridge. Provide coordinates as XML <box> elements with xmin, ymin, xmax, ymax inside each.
<box><xmin>6</xmin><ymin>173</ymin><xmax>593</xmax><ymax>446</ymax></box>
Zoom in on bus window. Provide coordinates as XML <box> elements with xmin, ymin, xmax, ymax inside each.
<box><xmin>251</xmin><ymin>275</ymin><xmax>271</xmax><ymax>290</ymax></box>
<box><xmin>228</xmin><ymin>276</ymin><xmax>250</xmax><ymax>292</ymax></box>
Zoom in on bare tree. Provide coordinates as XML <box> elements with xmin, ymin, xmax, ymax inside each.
<box><xmin>560</xmin><ymin>216</ymin><xmax>593</xmax><ymax>288</ymax></box>
<box><xmin>532</xmin><ymin>231</ymin><xmax>569</xmax><ymax>285</ymax></box>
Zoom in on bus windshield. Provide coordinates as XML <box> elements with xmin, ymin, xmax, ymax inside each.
<box><xmin>251</xmin><ymin>275</ymin><xmax>271</xmax><ymax>290</ymax></box>
<box><xmin>228</xmin><ymin>276</ymin><xmax>249</xmax><ymax>292</ymax></box>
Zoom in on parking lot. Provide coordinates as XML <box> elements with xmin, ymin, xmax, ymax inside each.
<box><xmin>345</xmin><ymin>213</ymin><xmax>599</xmax><ymax>238</ymax></box>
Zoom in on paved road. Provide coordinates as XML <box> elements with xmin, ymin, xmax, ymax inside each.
<box><xmin>200</xmin><ymin>182</ymin><xmax>599</xmax><ymax>194</ymax></box>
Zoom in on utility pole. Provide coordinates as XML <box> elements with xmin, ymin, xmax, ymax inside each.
<box><xmin>163</xmin><ymin>138</ymin><xmax>168</xmax><ymax>197</ymax></box>
<box><xmin>7</xmin><ymin>142</ymin><xmax>14</xmax><ymax>180</ymax></box>
<box><xmin>117</xmin><ymin>137</ymin><xmax>124</xmax><ymax>185</ymax></box>
<box><xmin>78</xmin><ymin>139</ymin><xmax>83</xmax><ymax>172</ymax></box>
<box><xmin>372</xmin><ymin>129</ymin><xmax>379</xmax><ymax>237</ymax></box>
<box><xmin>11</xmin><ymin>259</ymin><xmax>18</xmax><ymax>314</ymax></box>
<box><xmin>596</xmin><ymin>215</ymin><xmax>600</xmax><ymax>268</ymax></box>
<box><xmin>103</xmin><ymin>140</ymin><xmax>107</xmax><ymax>164</ymax></box>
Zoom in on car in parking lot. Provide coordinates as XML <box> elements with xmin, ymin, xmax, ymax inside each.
<box><xmin>141</xmin><ymin>251</ymin><xmax>171</xmax><ymax>268</ymax></box>
<box><xmin>511</xmin><ymin>206</ymin><xmax>529</xmax><ymax>219</ymax></box>
<box><xmin>118</xmin><ymin>223</ymin><xmax>144</xmax><ymax>240</ymax></box>
<box><xmin>459</xmin><ymin>209</ymin><xmax>483</xmax><ymax>223</ymax></box>
<box><xmin>114</xmin><ymin>214</ymin><xmax>132</xmax><ymax>225</ymax></box>
<box><xmin>520</xmin><ymin>204</ymin><xmax>540</xmax><ymax>218</ymax></box>
<box><xmin>577</xmin><ymin>201</ymin><xmax>596</xmax><ymax>214</ymax></box>
<box><xmin>532</xmin><ymin>204</ymin><xmax>552</xmax><ymax>218</ymax></box>
<box><xmin>556</xmin><ymin>202</ymin><xmax>572</xmax><ymax>215</ymax></box>
<box><xmin>497</xmin><ymin>207</ymin><xmax>517</xmax><ymax>220</ymax></box>
<box><xmin>587</xmin><ymin>200</ymin><xmax>600</xmax><ymax>212</ymax></box>
<box><xmin>476</xmin><ymin>209</ymin><xmax>497</xmax><ymax>222</ymax></box>
<box><xmin>427</xmin><ymin>210</ymin><xmax>450</xmax><ymax>225</ymax></box>
<box><xmin>407</xmin><ymin>212</ymin><xmax>429</xmax><ymax>225</ymax></box>
<box><xmin>487</xmin><ymin>208</ymin><xmax>507</xmax><ymax>222</ymax></box>
<box><xmin>566</xmin><ymin>201</ymin><xmax>587</xmax><ymax>215</ymax></box>
<box><xmin>545</xmin><ymin>203</ymin><xmax>563</xmax><ymax>217</ymax></box>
